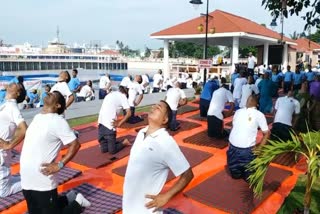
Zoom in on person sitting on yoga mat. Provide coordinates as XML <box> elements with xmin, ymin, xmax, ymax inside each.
<box><xmin>165</xmin><ymin>82</ymin><xmax>187</xmax><ymax>131</ymax></box>
<box><xmin>270</xmin><ymin>90</ymin><xmax>300</xmax><ymax>142</ymax></box>
<box><xmin>50</xmin><ymin>70</ymin><xmax>74</xmax><ymax>110</ymax></box>
<box><xmin>20</xmin><ymin>91</ymin><xmax>90</xmax><ymax>214</ymax></box>
<box><xmin>123</xmin><ymin>100</ymin><xmax>194</xmax><ymax>214</ymax></box>
<box><xmin>127</xmin><ymin>75</ymin><xmax>144</xmax><ymax>124</ymax></box>
<box><xmin>207</xmin><ymin>77</ymin><xmax>234</xmax><ymax>139</ymax></box>
<box><xmin>227</xmin><ymin>95</ymin><xmax>270</xmax><ymax>181</ymax></box>
<box><xmin>98</xmin><ymin>86</ymin><xmax>132</xmax><ymax>154</ymax></box>
<box><xmin>0</xmin><ymin>83</ymin><xmax>27</xmax><ymax>197</ymax></box>
<box><xmin>199</xmin><ymin>77</ymin><xmax>219</xmax><ymax>117</ymax></box>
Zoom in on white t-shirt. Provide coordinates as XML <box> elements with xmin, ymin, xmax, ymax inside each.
<box><xmin>99</xmin><ymin>75</ymin><xmax>111</xmax><ymax>89</ymax></box>
<box><xmin>248</xmin><ymin>56</ymin><xmax>256</xmax><ymax>69</ymax></box>
<box><xmin>274</xmin><ymin>96</ymin><xmax>300</xmax><ymax>126</ymax></box>
<box><xmin>20</xmin><ymin>113</ymin><xmax>76</xmax><ymax>191</ymax></box>
<box><xmin>186</xmin><ymin>78</ymin><xmax>193</xmax><ymax>88</ymax></box>
<box><xmin>229</xmin><ymin>107</ymin><xmax>269</xmax><ymax>148</ymax></box>
<box><xmin>0</xmin><ymin>100</ymin><xmax>24</xmax><ymax>167</ymax></box>
<box><xmin>50</xmin><ymin>82</ymin><xmax>73</xmax><ymax>102</ymax></box>
<box><xmin>207</xmin><ymin>87</ymin><xmax>234</xmax><ymax>120</ymax></box>
<box><xmin>141</xmin><ymin>75</ymin><xmax>149</xmax><ymax>90</ymax></box>
<box><xmin>77</xmin><ymin>85</ymin><xmax>94</xmax><ymax>98</ymax></box>
<box><xmin>128</xmin><ymin>82</ymin><xmax>143</xmax><ymax>107</ymax></box>
<box><xmin>165</xmin><ymin>88</ymin><xmax>186</xmax><ymax>111</ymax></box>
<box><xmin>233</xmin><ymin>77</ymin><xmax>247</xmax><ymax>99</ymax></box>
<box><xmin>255</xmin><ymin>78</ymin><xmax>262</xmax><ymax>88</ymax></box>
<box><xmin>98</xmin><ymin>91</ymin><xmax>130</xmax><ymax>130</ymax></box>
<box><xmin>123</xmin><ymin>127</ymin><xmax>190</xmax><ymax>214</ymax></box>
<box><xmin>120</xmin><ymin>76</ymin><xmax>132</xmax><ymax>88</ymax></box>
<box><xmin>239</xmin><ymin>84</ymin><xmax>260</xmax><ymax>108</ymax></box>
<box><xmin>153</xmin><ymin>73</ymin><xmax>163</xmax><ymax>88</ymax></box>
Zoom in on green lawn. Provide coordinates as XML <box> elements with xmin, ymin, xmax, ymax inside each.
<box><xmin>278</xmin><ymin>175</ymin><xmax>320</xmax><ymax>214</ymax></box>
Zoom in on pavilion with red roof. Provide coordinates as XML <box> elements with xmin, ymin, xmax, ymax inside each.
<box><xmin>294</xmin><ymin>37</ymin><xmax>320</xmax><ymax>66</ymax></box>
<box><xmin>151</xmin><ymin>10</ymin><xmax>297</xmax><ymax>77</ymax></box>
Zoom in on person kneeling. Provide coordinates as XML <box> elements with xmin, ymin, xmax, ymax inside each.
<box><xmin>227</xmin><ymin>95</ymin><xmax>270</xmax><ymax>181</ymax></box>
<box><xmin>20</xmin><ymin>91</ymin><xmax>90</xmax><ymax>214</ymax></box>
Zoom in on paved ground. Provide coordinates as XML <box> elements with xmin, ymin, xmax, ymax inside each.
<box><xmin>21</xmin><ymin>88</ymin><xmax>196</xmax><ymax>124</ymax></box>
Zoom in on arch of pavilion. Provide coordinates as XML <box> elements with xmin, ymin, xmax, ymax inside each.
<box><xmin>150</xmin><ymin>10</ymin><xmax>297</xmax><ymax>78</ymax></box>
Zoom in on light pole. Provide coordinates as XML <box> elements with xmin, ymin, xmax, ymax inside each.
<box><xmin>190</xmin><ymin>0</ymin><xmax>209</xmax><ymax>84</ymax></box>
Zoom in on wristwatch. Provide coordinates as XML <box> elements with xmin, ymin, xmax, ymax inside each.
<box><xmin>58</xmin><ymin>161</ymin><xmax>64</xmax><ymax>169</ymax></box>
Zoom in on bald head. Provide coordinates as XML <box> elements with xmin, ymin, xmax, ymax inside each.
<box><xmin>246</xmin><ymin>95</ymin><xmax>258</xmax><ymax>108</ymax></box>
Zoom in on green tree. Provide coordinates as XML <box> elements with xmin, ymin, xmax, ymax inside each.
<box><xmin>262</xmin><ymin>0</ymin><xmax>320</xmax><ymax>30</ymax></box>
<box><xmin>290</xmin><ymin>31</ymin><xmax>303</xmax><ymax>40</ymax></box>
<box><xmin>169</xmin><ymin>41</ymin><xmax>221</xmax><ymax>59</ymax></box>
<box><xmin>248</xmin><ymin>130</ymin><xmax>320</xmax><ymax>214</ymax></box>
<box><xmin>310</xmin><ymin>29</ymin><xmax>320</xmax><ymax>43</ymax></box>
<box><xmin>239</xmin><ymin>46</ymin><xmax>258</xmax><ymax>58</ymax></box>
<box><xmin>144</xmin><ymin>46</ymin><xmax>151</xmax><ymax>58</ymax></box>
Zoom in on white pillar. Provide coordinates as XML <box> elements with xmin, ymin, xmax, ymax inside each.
<box><xmin>163</xmin><ymin>40</ymin><xmax>170</xmax><ymax>79</ymax></box>
<box><xmin>232</xmin><ymin>37</ymin><xmax>239</xmax><ymax>71</ymax></box>
<box><xmin>282</xmin><ymin>43</ymin><xmax>288</xmax><ymax>69</ymax></box>
<box><xmin>263</xmin><ymin>42</ymin><xmax>269</xmax><ymax>66</ymax></box>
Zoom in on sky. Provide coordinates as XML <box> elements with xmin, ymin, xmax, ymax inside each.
<box><xmin>0</xmin><ymin>0</ymin><xmax>315</xmax><ymax>50</ymax></box>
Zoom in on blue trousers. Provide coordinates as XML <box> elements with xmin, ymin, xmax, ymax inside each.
<box><xmin>227</xmin><ymin>144</ymin><xmax>255</xmax><ymax>181</ymax></box>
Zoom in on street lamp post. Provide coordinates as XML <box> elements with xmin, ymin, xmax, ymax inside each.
<box><xmin>190</xmin><ymin>0</ymin><xmax>209</xmax><ymax>84</ymax></box>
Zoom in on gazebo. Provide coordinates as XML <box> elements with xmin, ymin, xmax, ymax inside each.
<box><xmin>151</xmin><ymin>9</ymin><xmax>297</xmax><ymax>78</ymax></box>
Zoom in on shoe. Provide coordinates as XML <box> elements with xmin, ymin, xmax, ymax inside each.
<box><xmin>66</xmin><ymin>190</ymin><xmax>77</xmax><ymax>204</ymax></box>
<box><xmin>75</xmin><ymin>193</ymin><xmax>91</xmax><ymax>207</ymax></box>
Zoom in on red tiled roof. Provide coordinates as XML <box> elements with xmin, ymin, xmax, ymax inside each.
<box><xmin>151</xmin><ymin>10</ymin><xmax>294</xmax><ymax>43</ymax></box>
<box><xmin>99</xmin><ymin>50</ymin><xmax>120</xmax><ymax>55</ymax></box>
<box><xmin>295</xmin><ymin>38</ymin><xmax>320</xmax><ymax>52</ymax></box>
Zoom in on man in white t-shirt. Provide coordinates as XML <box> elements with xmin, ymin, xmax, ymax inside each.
<box><xmin>227</xmin><ymin>95</ymin><xmax>270</xmax><ymax>181</ymax></box>
<box><xmin>165</xmin><ymin>82</ymin><xmax>187</xmax><ymax>131</ymax></box>
<box><xmin>270</xmin><ymin>90</ymin><xmax>300</xmax><ymax>142</ymax></box>
<box><xmin>239</xmin><ymin>75</ymin><xmax>259</xmax><ymax>108</ymax></box>
<box><xmin>20</xmin><ymin>91</ymin><xmax>90</xmax><ymax>213</ymax></box>
<box><xmin>152</xmin><ymin>70</ymin><xmax>163</xmax><ymax>93</ymax></box>
<box><xmin>120</xmin><ymin>74</ymin><xmax>132</xmax><ymax>89</ymax></box>
<box><xmin>123</xmin><ymin>100</ymin><xmax>193</xmax><ymax>214</ymax></box>
<box><xmin>247</xmin><ymin>52</ymin><xmax>256</xmax><ymax>76</ymax></box>
<box><xmin>98</xmin><ymin>86</ymin><xmax>132</xmax><ymax>154</ymax></box>
<box><xmin>207</xmin><ymin>78</ymin><xmax>235</xmax><ymax>139</ymax></box>
<box><xmin>99</xmin><ymin>73</ymin><xmax>111</xmax><ymax>100</ymax></box>
<box><xmin>127</xmin><ymin>75</ymin><xmax>144</xmax><ymax>124</ymax></box>
<box><xmin>0</xmin><ymin>83</ymin><xmax>27</xmax><ymax>197</ymax></box>
<box><xmin>141</xmin><ymin>74</ymin><xmax>150</xmax><ymax>94</ymax></box>
<box><xmin>233</xmin><ymin>71</ymin><xmax>247</xmax><ymax>107</ymax></box>
<box><xmin>50</xmin><ymin>71</ymin><xmax>74</xmax><ymax>109</ymax></box>
<box><xmin>76</xmin><ymin>80</ymin><xmax>95</xmax><ymax>102</ymax></box>
<box><xmin>177</xmin><ymin>72</ymin><xmax>188</xmax><ymax>89</ymax></box>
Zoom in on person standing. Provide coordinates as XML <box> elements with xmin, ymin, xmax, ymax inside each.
<box><xmin>239</xmin><ymin>76</ymin><xmax>259</xmax><ymax>108</ymax></box>
<box><xmin>123</xmin><ymin>101</ymin><xmax>193</xmax><ymax>214</ymax></box>
<box><xmin>127</xmin><ymin>75</ymin><xmax>144</xmax><ymax>124</ymax></box>
<box><xmin>309</xmin><ymin>75</ymin><xmax>320</xmax><ymax>131</ymax></box>
<box><xmin>227</xmin><ymin>95</ymin><xmax>270</xmax><ymax>180</ymax></box>
<box><xmin>68</xmin><ymin>69</ymin><xmax>81</xmax><ymax>100</ymax></box>
<box><xmin>271</xmin><ymin>65</ymin><xmax>281</xmax><ymax>98</ymax></box>
<box><xmin>247</xmin><ymin>52</ymin><xmax>256</xmax><ymax>76</ymax></box>
<box><xmin>282</xmin><ymin>65</ymin><xmax>294</xmax><ymax>94</ymax></box>
<box><xmin>305</xmin><ymin>65</ymin><xmax>315</xmax><ymax>88</ymax></box>
<box><xmin>258</xmin><ymin>72</ymin><xmax>274</xmax><ymax>114</ymax></box>
<box><xmin>0</xmin><ymin>83</ymin><xmax>27</xmax><ymax>197</ymax></box>
<box><xmin>270</xmin><ymin>90</ymin><xmax>300</xmax><ymax>141</ymax></box>
<box><xmin>207</xmin><ymin>78</ymin><xmax>235</xmax><ymax>139</ymax></box>
<box><xmin>152</xmin><ymin>70</ymin><xmax>163</xmax><ymax>93</ymax></box>
<box><xmin>98</xmin><ymin>86</ymin><xmax>132</xmax><ymax>154</ymax></box>
<box><xmin>199</xmin><ymin>77</ymin><xmax>219</xmax><ymax>117</ymax></box>
<box><xmin>293</xmin><ymin>65</ymin><xmax>304</xmax><ymax>92</ymax></box>
<box><xmin>120</xmin><ymin>74</ymin><xmax>132</xmax><ymax>89</ymax></box>
<box><xmin>50</xmin><ymin>71</ymin><xmax>75</xmax><ymax>110</ymax></box>
<box><xmin>20</xmin><ymin>91</ymin><xmax>90</xmax><ymax>214</ymax></box>
<box><xmin>165</xmin><ymin>82</ymin><xmax>187</xmax><ymax>131</ymax></box>
<box><xmin>99</xmin><ymin>73</ymin><xmax>111</xmax><ymax>100</ymax></box>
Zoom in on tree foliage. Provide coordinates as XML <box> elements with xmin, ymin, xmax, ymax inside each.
<box><xmin>169</xmin><ymin>41</ymin><xmax>221</xmax><ymax>59</ymax></box>
<box><xmin>310</xmin><ymin>29</ymin><xmax>320</xmax><ymax>43</ymax></box>
<box><xmin>262</xmin><ymin>0</ymin><xmax>320</xmax><ymax>30</ymax></box>
<box><xmin>115</xmin><ymin>40</ymin><xmax>140</xmax><ymax>57</ymax></box>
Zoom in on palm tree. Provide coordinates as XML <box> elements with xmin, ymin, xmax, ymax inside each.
<box><xmin>247</xmin><ymin>130</ymin><xmax>320</xmax><ymax>214</ymax></box>
<box><xmin>290</xmin><ymin>31</ymin><xmax>302</xmax><ymax>40</ymax></box>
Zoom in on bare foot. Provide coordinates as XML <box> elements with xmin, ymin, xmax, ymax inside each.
<box><xmin>122</xmin><ymin>138</ymin><xmax>132</xmax><ymax>146</ymax></box>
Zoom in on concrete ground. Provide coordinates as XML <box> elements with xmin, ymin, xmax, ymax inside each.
<box><xmin>21</xmin><ymin>88</ymin><xmax>196</xmax><ymax>124</ymax></box>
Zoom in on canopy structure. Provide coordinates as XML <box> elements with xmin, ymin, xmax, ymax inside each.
<box><xmin>151</xmin><ymin>10</ymin><xmax>297</xmax><ymax>77</ymax></box>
